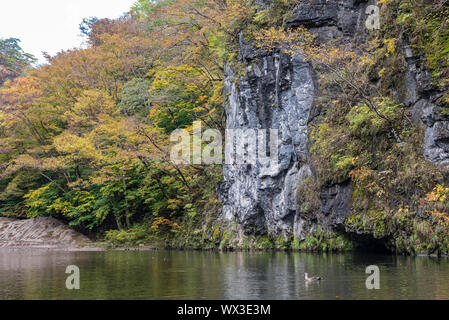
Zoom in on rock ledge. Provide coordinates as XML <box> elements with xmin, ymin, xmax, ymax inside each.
<box><xmin>0</xmin><ymin>217</ymin><xmax>91</xmax><ymax>249</ymax></box>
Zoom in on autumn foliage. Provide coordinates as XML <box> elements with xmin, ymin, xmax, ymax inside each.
<box><xmin>0</xmin><ymin>1</ymin><xmax>241</xmax><ymax>236</ymax></box>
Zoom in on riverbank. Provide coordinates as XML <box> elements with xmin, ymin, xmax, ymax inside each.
<box><xmin>0</xmin><ymin>217</ymin><xmax>92</xmax><ymax>250</ymax></box>
<box><xmin>0</xmin><ymin>217</ymin><xmax>166</xmax><ymax>251</ymax></box>
<box><xmin>1</xmin><ymin>217</ymin><xmax>447</xmax><ymax>257</ymax></box>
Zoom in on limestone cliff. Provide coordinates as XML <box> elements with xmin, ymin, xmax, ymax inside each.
<box><xmin>217</xmin><ymin>0</ymin><xmax>449</xmax><ymax>251</ymax></box>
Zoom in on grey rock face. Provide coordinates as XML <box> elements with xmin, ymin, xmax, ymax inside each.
<box><xmin>403</xmin><ymin>42</ymin><xmax>449</xmax><ymax>166</ymax></box>
<box><xmin>218</xmin><ymin>0</ymin><xmax>370</xmax><ymax>236</ymax></box>
<box><xmin>218</xmin><ymin>0</ymin><xmax>449</xmax><ymax>237</ymax></box>
<box><xmin>425</xmin><ymin>120</ymin><xmax>449</xmax><ymax>165</ymax></box>
<box><xmin>219</xmin><ymin>52</ymin><xmax>315</xmax><ymax>235</ymax></box>
<box><xmin>286</xmin><ymin>0</ymin><xmax>339</xmax><ymax>28</ymax></box>
<box><xmin>286</xmin><ymin>0</ymin><xmax>367</xmax><ymax>37</ymax></box>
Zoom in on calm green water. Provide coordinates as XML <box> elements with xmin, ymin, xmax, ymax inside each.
<box><xmin>0</xmin><ymin>249</ymin><xmax>448</xmax><ymax>300</ymax></box>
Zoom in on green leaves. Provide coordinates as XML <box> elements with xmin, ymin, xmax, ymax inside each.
<box><xmin>118</xmin><ymin>78</ymin><xmax>151</xmax><ymax>116</ymax></box>
<box><xmin>24</xmin><ymin>183</ymin><xmax>62</xmax><ymax>218</ymax></box>
<box><xmin>0</xmin><ymin>38</ymin><xmax>36</xmax><ymax>84</ymax></box>
<box><xmin>148</xmin><ymin>66</ymin><xmax>207</xmax><ymax>133</ymax></box>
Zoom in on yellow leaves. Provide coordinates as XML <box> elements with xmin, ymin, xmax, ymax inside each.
<box><xmin>425</xmin><ymin>184</ymin><xmax>449</xmax><ymax>202</ymax></box>
<box><xmin>53</xmin><ymin>133</ymin><xmax>98</xmax><ymax>160</ymax></box>
<box><xmin>149</xmin><ymin>107</ymin><xmax>160</xmax><ymax>119</ymax></box>
<box><xmin>76</xmin><ymin>89</ymin><xmax>115</xmax><ymax>114</ymax></box>
<box><xmin>422</xmin><ymin>185</ymin><xmax>449</xmax><ymax>228</ymax></box>
<box><xmin>210</xmin><ymin>83</ymin><xmax>224</xmax><ymax>105</ymax></box>
<box><xmin>396</xmin><ymin>207</ymin><xmax>410</xmax><ymax>216</ymax></box>
<box><xmin>349</xmin><ymin>167</ymin><xmax>391</xmax><ymax>199</ymax></box>
<box><xmin>67</xmin><ymin>179</ymin><xmax>90</xmax><ymax>190</ymax></box>
<box><xmin>23</xmin><ymin>185</ymin><xmax>51</xmax><ymax>203</ymax></box>
<box><xmin>167</xmin><ymin>198</ymin><xmax>182</xmax><ymax>211</ymax></box>
<box><xmin>64</xmin><ymin>89</ymin><xmax>117</xmax><ymax>127</ymax></box>
<box><xmin>196</xmin><ymin>95</ymin><xmax>208</xmax><ymax>104</ymax></box>
<box><xmin>0</xmin><ymin>76</ymin><xmax>42</xmax><ymax>106</ymax></box>
<box><xmin>384</xmin><ymin>38</ymin><xmax>396</xmax><ymax>57</ymax></box>
<box><xmin>254</xmin><ymin>25</ymin><xmax>365</xmax><ymax>75</ymax></box>
<box><xmin>150</xmin><ymin>217</ymin><xmax>181</xmax><ymax>231</ymax></box>
<box><xmin>150</xmin><ymin>65</ymin><xmax>201</xmax><ymax>93</ymax></box>
<box><xmin>430</xmin><ymin>210</ymin><xmax>449</xmax><ymax>227</ymax></box>
<box><xmin>254</xmin><ymin>26</ymin><xmax>316</xmax><ymax>56</ymax></box>
<box><xmin>49</xmin><ymin>198</ymin><xmax>71</xmax><ymax>216</ymax></box>
<box><xmin>360</xmin><ymin>55</ymin><xmax>376</xmax><ymax>67</ymax></box>
<box><xmin>40</xmin><ymin>157</ymin><xmax>70</xmax><ymax>171</ymax></box>
<box><xmin>378</xmin><ymin>67</ymin><xmax>387</xmax><ymax>78</ymax></box>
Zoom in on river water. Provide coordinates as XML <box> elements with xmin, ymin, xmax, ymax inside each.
<box><xmin>0</xmin><ymin>249</ymin><xmax>448</xmax><ymax>300</ymax></box>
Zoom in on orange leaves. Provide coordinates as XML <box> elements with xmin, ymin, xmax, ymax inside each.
<box><xmin>349</xmin><ymin>167</ymin><xmax>376</xmax><ymax>182</ymax></box>
<box><xmin>39</xmin><ymin>17</ymin><xmax>155</xmax><ymax>101</ymax></box>
<box><xmin>422</xmin><ymin>185</ymin><xmax>449</xmax><ymax>228</ymax></box>
<box><xmin>0</xmin><ymin>76</ymin><xmax>41</xmax><ymax>106</ymax></box>
<box><xmin>0</xmin><ymin>16</ymin><xmax>159</xmax><ymax>182</ymax></box>
<box><xmin>425</xmin><ymin>185</ymin><xmax>449</xmax><ymax>202</ymax></box>
<box><xmin>349</xmin><ymin>167</ymin><xmax>389</xmax><ymax>199</ymax></box>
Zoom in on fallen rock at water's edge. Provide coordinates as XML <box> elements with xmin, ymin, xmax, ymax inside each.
<box><xmin>0</xmin><ymin>217</ymin><xmax>91</xmax><ymax>249</ymax></box>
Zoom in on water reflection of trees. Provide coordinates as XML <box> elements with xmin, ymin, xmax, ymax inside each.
<box><xmin>0</xmin><ymin>250</ymin><xmax>448</xmax><ymax>299</ymax></box>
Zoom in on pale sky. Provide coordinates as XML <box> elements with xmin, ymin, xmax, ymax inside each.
<box><xmin>0</xmin><ymin>0</ymin><xmax>137</xmax><ymax>64</ymax></box>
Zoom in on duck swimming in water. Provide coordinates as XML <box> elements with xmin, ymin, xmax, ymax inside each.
<box><xmin>305</xmin><ymin>273</ymin><xmax>321</xmax><ymax>282</ymax></box>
